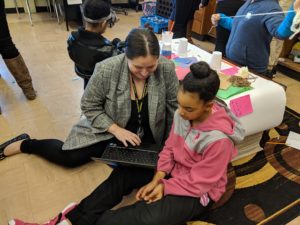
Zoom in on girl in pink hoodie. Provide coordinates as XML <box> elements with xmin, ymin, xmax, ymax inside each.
<box><xmin>141</xmin><ymin>61</ymin><xmax>245</xmax><ymax>206</ymax></box>
<box><xmin>9</xmin><ymin>61</ymin><xmax>245</xmax><ymax>225</ymax></box>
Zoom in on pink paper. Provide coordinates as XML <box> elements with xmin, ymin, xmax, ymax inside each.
<box><xmin>171</xmin><ymin>53</ymin><xmax>179</xmax><ymax>59</ymax></box>
<box><xmin>176</xmin><ymin>66</ymin><xmax>190</xmax><ymax>80</ymax></box>
<box><xmin>229</xmin><ymin>94</ymin><xmax>253</xmax><ymax>118</ymax></box>
<box><xmin>221</xmin><ymin>67</ymin><xmax>239</xmax><ymax>76</ymax></box>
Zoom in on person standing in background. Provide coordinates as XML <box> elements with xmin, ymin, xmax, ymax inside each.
<box><xmin>173</xmin><ymin>0</ymin><xmax>209</xmax><ymax>42</ymax></box>
<box><xmin>67</xmin><ymin>0</ymin><xmax>118</xmax><ymax>89</ymax></box>
<box><xmin>214</xmin><ymin>0</ymin><xmax>245</xmax><ymax>56</ymax></box>
<box><xmin>168</xmin><ymin>0</ymin><xmax>176</xmax><ymax>31</ymax></box>
<box><xmin>267</xmin><ymin>0</ymin><xmax>294</xmax><ymax>78</ymax></box>
<box><xmin>0</xmin><ymin>0</ymin><xmax>36</xmax><ymax>100</ymax></box>
<box><xmin>211</xmin><ymin>0</ymin><xmax>300</xmax><ymax>76</ymax></box>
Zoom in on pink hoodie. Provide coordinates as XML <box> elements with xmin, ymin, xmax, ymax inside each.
<box><xmin>158</xmin><ymin>102</ymin><xmax>245</xmax><ymax>205</ymax></box>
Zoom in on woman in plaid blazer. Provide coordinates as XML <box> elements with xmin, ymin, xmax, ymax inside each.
<box><xmin>0</xmin><ymin>28</ymin><xmax>179</xmax><ymax>167</ymax></box>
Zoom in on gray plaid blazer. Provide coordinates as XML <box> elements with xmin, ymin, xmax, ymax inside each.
<box><xmin>63</xmin><ymin>54</ymin><xmax>179</xmax><ymax>150</ymax></box>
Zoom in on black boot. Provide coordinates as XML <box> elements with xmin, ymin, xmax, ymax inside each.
<box><xmin>262</xmin><ymin>66</ymin><xmax>277</xmax><ymax>79</ymax></box>
<box><xmin>0</xmin><ymin>133</ymin><xmax>30</xmax><ymax>160</ymax></box>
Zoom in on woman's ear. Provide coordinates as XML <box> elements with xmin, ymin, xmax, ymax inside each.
<box><xmin>100</xmin><ymin>21</ymin><xmax>108</xmax><ymax>31</ymax></box>
<box><xmin>205</xmin><ymin>100</ymin><xmax>214</xmax><ymax>112</ymax></box>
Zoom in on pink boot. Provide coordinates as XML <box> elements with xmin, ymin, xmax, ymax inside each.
<box><xmin>8</xmin><ymin>203</ymin><xmax>76</xmax><ymax>225</ymax></box>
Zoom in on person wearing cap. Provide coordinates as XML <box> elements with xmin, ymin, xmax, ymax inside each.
<box><xmin>67</xmin><ymin>0</ymin><xmax>119</xmax><ymax>88</ymax></box>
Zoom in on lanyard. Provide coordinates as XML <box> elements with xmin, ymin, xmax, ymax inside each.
<box><xmin>131</xmin><ymin>77</ymin><xmax>148</xmax><ymax>114</ymax></box>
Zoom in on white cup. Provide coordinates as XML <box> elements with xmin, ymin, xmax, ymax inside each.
<box><xmin>209</xmin><ymin>51</ymin><xmax>222</xmax><ymax>71</ymax></box>
<box><xmin>162</xmin><ymin>31</ymin><xmax>173</xmax><ymax>44</ymax></box>
<box><xmin>177</xmin><ymin>38</ymin><xmax>188</xmax><ymax>57</ymax></box>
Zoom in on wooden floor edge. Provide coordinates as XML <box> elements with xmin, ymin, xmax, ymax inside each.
<box><xmin>257</xmin><ymin>199</ymin><xmax>300</xmax><ymax>225</ymax></box>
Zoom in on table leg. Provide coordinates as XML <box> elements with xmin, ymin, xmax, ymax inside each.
<box><xmin>136</xmin><ymin>0</ymin><xmax>139</xmax><ymax>12</ymax></box>
<box><xmin>25</xmin><ymin>0</ymin><xmax>33</xmax><ymax>26</ymax></box>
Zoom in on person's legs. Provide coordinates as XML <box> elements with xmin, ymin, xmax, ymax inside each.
<box><xmin>19</xmin><ymin>138</ymin><xmax>111</xmax><ymax>167</ymax></box>
<box><xmin>266</xmin><ymin>37</ymin><xmax>283</xmax><ymax>78</ymax></box>
<box><xmin>95</xmin><ymin>195</ymin><xmax>209</xmax><ymax>225</ymax></box>
<box><xmin>186</xmin><ymin>20</ymin><xmax>194</xmax><ymax>44</ymax></box>
<box><xmin>168</xmin><ymin>0</ymin><xmax>176</xmax><ymax>31</ymax></box>
<box><xmin>173</xmin><ymin>0</ymin><xmax>192</xmax><ymax>38</ymax></box>
<box><xmin>215</xmin><ymin>25</ymin><xmax>231</xmax><ymax>56</ymax></box>
<box><xmin>267</xmin><ymin>0</ymin><xmax>293</xmax><ymax>74</ymax></box>
<box><xmin>1</xmin><ymin>136</ymin><xmax>112</xmax><ymax>167</ymax></box>
<box><xmin>215</xmin><ymin>0</ymin><xmax>245</xmax><ymax>56</ymax></box>
<box><xmin>8</xmin><ymin>168</ymin><xmax>154</xmax><ymax>225</ymax></box>
<box><xmin>0</xmin><ymin>0</ymin><xmax>36</xmax><ymax>100</ymax></box>
<box><xmin>3</xmin><ymin>54</ymin><xmax>37</xmax><ymax>100</ymax></box>
<box><xmin>66</xmin><ymin>167</ymin><xmax>154</xmax><ymax>225</ymax></box>
<box><xmin>186</xmin><ymin>0</ymin><xmax>201</xmax><ymax>43</ymax></box>
<box><xmin>0</xmin><ymin>0</ymin><xmax>19</xmax><ymax>59</ymax></box>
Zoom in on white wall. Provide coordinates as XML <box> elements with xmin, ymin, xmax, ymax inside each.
<box><xmin>35</xmin><ymin>0</ymin><xmax>48</xmax><ymax>7</ymax></box>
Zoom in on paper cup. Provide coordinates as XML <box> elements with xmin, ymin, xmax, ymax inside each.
<box><xmin>162</xmin><ymin>31</ymin><xmax>173</xmax><ymax>44</ymax></box>
<box><xmin>209</xmin><ymin>51</ymin><xmax>222</xmax><ymax>71</ymax></box>
<box><xmin>177</xmin><ymin>38</ymin><xmax>188</xmax><ymax>57</ymax></box>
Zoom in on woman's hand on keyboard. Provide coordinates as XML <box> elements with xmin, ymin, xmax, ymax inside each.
<box><xmin>108</xmin><ymin>124</ymin><xmax>141</xmax><ymax>147</ymax></box>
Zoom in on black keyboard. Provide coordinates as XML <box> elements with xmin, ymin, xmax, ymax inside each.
<box><xmin>101</xmin><ymin>145</ymin><xmax>159</xmax><ymax>168</ymax></box>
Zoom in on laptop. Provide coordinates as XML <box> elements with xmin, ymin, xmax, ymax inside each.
<box><xmin>93</xmin><ymin>143</ymin><xmax>162</xmax><ymax>169</ymax></box>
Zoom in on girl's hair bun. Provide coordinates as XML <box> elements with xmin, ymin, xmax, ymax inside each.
<box><xmin>190</xmin><ymin>61</ymin><xmax>210</xmax><ymax>79</ymax></box>
<box><xmin>182</xmin><ymin>61</ymin><xmax>220</xmax><ymax>102</ymax></box>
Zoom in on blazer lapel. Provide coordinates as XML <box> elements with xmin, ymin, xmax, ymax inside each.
<box><xmin>116</xmin><ymin>57</ymin><xmax>131</xmax><ymax>127</ymax></box>
<box><xmin>148</xmin><ymin>71</ymin><xmax>160</xmax><ymax>132</ymax></box>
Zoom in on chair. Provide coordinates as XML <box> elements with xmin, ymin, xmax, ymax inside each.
<box><xmin>71</xmin><ymin>43</ymin><xmax>98</xmax><ymax>89</ymax></box>
<box><xmin>110</xmin><ymin>0</ymin><xmax>128</xmax><ymax>16</ymax></box>
<box><xmin>111</xmin><ymin>6</ymin><xmax>128</xmax><ymax>16</ymax></box>
<box><xmin>13</xmin><ymin>0</ymin><xmax>32</xmax><ymax>25</ymax></box>
<box><xmin>67</xmin><ymin>35</ymin><xmax>117</xmax><ymax>89</ymax></box>
<box><xmin>51</xmin><ymin>0</ymin><xmax>61</xmax><ymax>24</ymax></box>
<box><xmin>12</xmin><ymin>0</ymin><xmax>59</xmax><ymax>26</ymax></box>
<box><xmin>74</xmin><ymin>66</ymin><xmax>91</xmax><ymax>89</ymax></box>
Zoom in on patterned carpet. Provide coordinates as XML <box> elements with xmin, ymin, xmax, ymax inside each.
<box><xmin>191</xmin><ymin>108</ymin><xmax>300</xmax><ymax>225</ymax></box>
